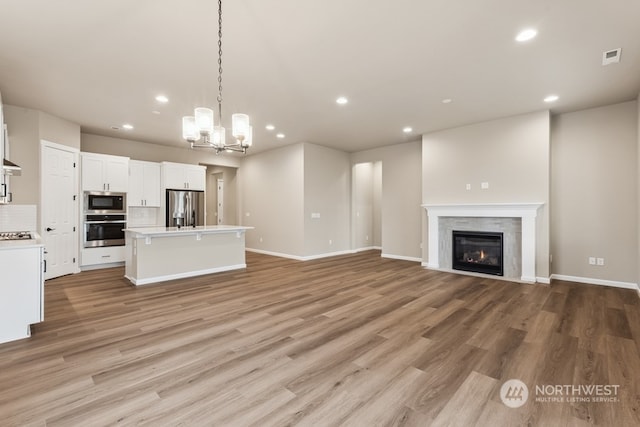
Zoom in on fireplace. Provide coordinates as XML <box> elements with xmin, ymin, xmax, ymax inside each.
<box><xmin>452</xmin><ymin>230</ymin><xmax>503</xmax><ymax>276</ymax></box>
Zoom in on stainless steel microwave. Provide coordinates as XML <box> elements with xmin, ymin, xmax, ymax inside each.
<box><xmin>84</xmin><ymin>191</ymin><xmax>126</xmax><ymax>214</ymax></box>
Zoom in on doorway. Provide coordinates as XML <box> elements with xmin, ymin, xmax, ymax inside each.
<box><xmin>352</xmin><ymin>161</ymin><xmax>382</xmax><ymax>251</ymax></box>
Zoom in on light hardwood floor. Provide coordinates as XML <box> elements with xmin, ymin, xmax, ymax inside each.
<box><xmin>1</xmin><ymin>251</ymin><xmax>639</xmax><ymax>426</ymax></box>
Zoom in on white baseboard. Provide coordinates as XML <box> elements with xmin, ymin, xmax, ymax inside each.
<box><xmin>381</xmin><ymin>253</ymin><xmax>422</xmax><ymax>263</ymax></box>
<box><xmin>246</xmin><ymin>248</ymin><xmax>358</xmax><ymax>261</ymax></box>
<box><xmin>127</xmin><ymin>263</ymin><xmax>247</xmax><ymax>286</ymax></box>
<box><xmin>536</xmin><ymin>276</ymin><xmax>551</xmax><ymax>285</ymax></box>
<box><xmin>550</xmin><ymin>274</ymin><xmax>639</xmax><ymax>291</ymax></box>
<box><xmin>80</xmin><ymin>262</ymin><xmax>125</xmax><ymax>271</ymax></box>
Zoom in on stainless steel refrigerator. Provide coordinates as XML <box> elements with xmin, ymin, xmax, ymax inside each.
<box><xmin>166</xmin><ymin>189</ymin><xmax>204</xmax><ymax>228</ymax></box>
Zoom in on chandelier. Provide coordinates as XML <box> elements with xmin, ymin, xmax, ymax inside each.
<box><xmin>181</xmin><ymin>0</ymin><xmax>252</xmax><ymax>153</ymax></box>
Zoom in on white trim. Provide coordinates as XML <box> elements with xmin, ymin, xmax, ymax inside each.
<box><xmin>127</xmin><ymin>263</ymin><xmax>246</xmax><ymax>286</ymax></box>
<box><xmin>354</xmin><ymin>246</ymin><xmax>381</xmax><ymax>252</ymax></box>
<box><xmin>422</xmin><ymin>202</ymin><xmax>544</xmax><ymax>282</ymax></box>
<box><xmin>550</xmin><ymin>274</ymin><xmax>639</xmax><ymax>291</ymax></box>
<box><xmin>381</xmin><ymin>253</ymin><xmax>422</xmax><ymax>263</ymax></box>
<box><xmin>536</xmin><ymin>276</ymin><xmax>551</xmax><ymax>285</ymax></box>
<box><xmin>81</xmin><ymin>262</ymin><xmax>125</xmax><ymax>271</ymax></box>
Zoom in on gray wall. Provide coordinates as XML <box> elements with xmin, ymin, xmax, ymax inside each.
<box><xmin>422</xmin><ymin>110</ymin><xmax>551</xmax><ymax>278</ymax></box>
<box><xmin>551</xmin><ymin>101</ymin><xmax>638</xmax><ymax>284</ymax></box>
<box><xmin>239</xmin><ymin>143</ymin><xmax>305</xmax><ymax>256</ymax></box>
<box><xmin>4</xmin><ymin>106</ymin><xmax>80</xmax><ymax>228</ymax></box>
<box><xmin>351</xmin><ymin>140</ymin><xmax>422</xmax><ymax>260</ymax></box>
<box><xmin>81</xmin><ymin>133</ymin><xmax>241</xmax><ymax>168</ymax></box>
<box><xmin>303</xmin><ymin>143</ymin><xmax>351</xmax><ymax>256</ymax></box>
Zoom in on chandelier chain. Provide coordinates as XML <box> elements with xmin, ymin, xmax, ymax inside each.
<box><xmin>217</xmin><ymin>0</ymin><xmax>223</xmax><ymax>122</ymax></box>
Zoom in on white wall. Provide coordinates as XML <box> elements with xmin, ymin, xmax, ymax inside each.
<box><xmin>551</xmin><ymin>101</ymin><xmax>638</xmax><ymax>284</ymax></box>
<box><xmin>351</xmin><ymin>140</ymin><xmax>422</xmax><ymax>260</ymax></box>
<box><xmin>303</xmin><ymin>143</ymin><xmax>351</xmax><ymax>256</ymax></box>
<box><xmin>422</xmin><ymin>111</ymin><xmax>551</xmax><ymax>278</ymax></box>
<box><xmin>239</xmin><ymin>143</ymin><xmax>305</xmax><ymax>257</ymax></box>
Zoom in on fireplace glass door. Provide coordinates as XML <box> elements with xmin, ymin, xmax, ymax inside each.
<box><xmin>452</xmin><ymin>230</ymin><xmax>503</xmax><ymax>276</ymax></box>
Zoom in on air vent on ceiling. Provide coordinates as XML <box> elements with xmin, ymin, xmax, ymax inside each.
<box><xmin>602</xmin><ymin>48</ymin><xmax>621</xmax><ymax>66</ymax></box>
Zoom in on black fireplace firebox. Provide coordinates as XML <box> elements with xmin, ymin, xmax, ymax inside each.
<box><xmin>452</xmin><ymin>230</ymin><xmax>504</xmax><ymax>276</ymax></box>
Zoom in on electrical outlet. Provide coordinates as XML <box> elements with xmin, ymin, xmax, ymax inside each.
<box><xmin>259</xmin><ymin>237</ymin><xmax>263</xmax><ymax>243</ymax></box>
<box><xmin>588</xmin><ymin>257</ymin><xmax>596</xmax><ymax>265</ymax></box>
<box><xmin>596</xmin><ymin>258</ymin><xmax>605</xmax><ymax>266</ymax></box>
<box><xmin>466</xmin><ymin>184</ymin><xmax>471</xmax><ymax>190</ymax></box>
<box><xmin>329</xmin><ymin>239</ymin><xmax>333</xmax><ymax>245</ymax></box>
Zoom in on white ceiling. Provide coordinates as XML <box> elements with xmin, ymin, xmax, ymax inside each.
<box><xmin>0</xmin><ymin>0</ymin><xmax>639</xmax><ymax>155</ymax></box>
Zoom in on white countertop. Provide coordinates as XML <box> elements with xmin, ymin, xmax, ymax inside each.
<box><xmin>124</xmin><ymin>225</ymin><xmax>253</xmax><ymax>237</ymax></box>
<box><xmin>0</xmin><ymin>232</ymin><xmax>45</xmax><ymax>250</ymax></box>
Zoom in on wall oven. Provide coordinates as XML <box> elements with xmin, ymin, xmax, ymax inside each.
<box><xmin>84</xmin><ymin>192</ymin><xmax>126</xmax><ymax>214</ymax></box>
<box><xmin>84</xmin><ymin>214</ymin><xmax>126</xmax><ymax>248</ymax></box>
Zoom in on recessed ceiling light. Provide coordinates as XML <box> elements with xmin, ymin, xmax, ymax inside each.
<box><xmin>265</xmin><ymin>124</ymin><xmax>275</xmax><ymax>131</ymax></box>
<box><xmin>155</xmin><ymin>95</ymin><xmax>169</xmax><ymax>103</ymax></box>
<box><xmin>516</xmin><ymin>28</ymin><xmax>537</xmax><ymax>42</ymax></box>
<box><xmin>336</xmin><ymin>96</ymin><xmax>348</xmax><ymax>105</ymax></box>
<box><xmin>544</xmin><ymin>94</ymin><xmax>559</xmax><ymax>103</ymax></box>
<box><xmin>122</xmin><ymin>124</ymin><xmax>134</xmax><ymax>130</ymax></box>
<box><xmin>403</xmin><ymin>127</ymin><xmax>413</xmax><ymax>133</ymax></box>
<box><xmin>276</xmin><ymin>133</ymin><xmax>285</xmax><ymax>139</ymax></box>
<box><xmin>152</xmin><ymin>110</ymin><xmax>161</xmax><ymax>115</ymax></box>
<box><xmin>442</xmin><ymin>98</ymin><xmax>453</xmax><ymax>104</ymax></box>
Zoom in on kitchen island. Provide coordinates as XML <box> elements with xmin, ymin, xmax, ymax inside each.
<box><xmin>124</xmin><ymin>225</ymin><xmax>253</xmax><ymax>285</ymax></box>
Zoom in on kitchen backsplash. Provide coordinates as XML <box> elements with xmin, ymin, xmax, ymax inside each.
<box><xmin>0</xmin><ymin>204</ymin><xmax>37</xmax><ymax>231</ymax></box>
<box><xmin>128</xmin><ymin>207</ymin><xmax>159</xmax><ymax>227</ymax></box>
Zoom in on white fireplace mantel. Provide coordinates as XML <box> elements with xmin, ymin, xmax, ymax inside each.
<box><xmin>422</xmin><ymin>203</ymin><xmax>544</xmax><ymax>282</ymax></box>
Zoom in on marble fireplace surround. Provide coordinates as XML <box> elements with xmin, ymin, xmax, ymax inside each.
<box><xmin>422</xmin><ymin>203</ymin><xmax>544</xmax><ymax>283</ymax></box>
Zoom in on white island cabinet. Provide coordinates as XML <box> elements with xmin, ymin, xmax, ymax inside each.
<box><xmin>124</xmin><ymin>225</ymin><xmax>252</xmax><ymax>285</ymax></box>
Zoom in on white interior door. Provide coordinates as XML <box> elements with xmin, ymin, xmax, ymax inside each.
<box><xmin>41</xmin><ymin>141</ymin><xmax>78</xmax><ymax>280</ymax></box>
<box><xmin>217</xmin><ymin>179</ymin><xmax>224</xmax><ymax>224</ymax></box>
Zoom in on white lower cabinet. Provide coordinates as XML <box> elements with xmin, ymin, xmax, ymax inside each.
<box><xmin>81</xmin><ymin>246</ymin><xmax>126</xmax><ymax>268</ymax></box>
<box><xmin>0</xmin><ymin>245</ymin><xmax>44</xmax><ymax>344</ymax></box>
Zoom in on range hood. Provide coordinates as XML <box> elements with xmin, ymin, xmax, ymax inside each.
<box><xmin>3</xmin><ymin>158</ymin><xmax>22</xmax><ymax>176</ymax></box>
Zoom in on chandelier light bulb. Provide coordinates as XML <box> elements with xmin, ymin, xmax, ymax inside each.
<box><xmin>241</xmin><ymin>126</ymin><xmax>253</xmax><ymax>148</ymax></box>
<box><xmin>212</xmin><ymin>126</ymin><xmax>226</xmax><ymax>147</ymax></box>
<box><xmin>232</xmin><ymin>113</ymin><xmax>250</xmax><ymax>140</ymax></box>
<box><xmin>195</xmin><ymin>108</ymin><xmax>214</xmax><ymax>136</ymax></box>
<box><xmin>182</xmin><ymin>116</ymin><xmax>199</xmax><ymax>142</ymax></box>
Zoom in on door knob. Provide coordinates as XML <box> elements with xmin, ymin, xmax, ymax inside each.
<box><xmin>46</xmin><ymin>227</ymin><xmax>55</xmax><ymax>232</ymax></box>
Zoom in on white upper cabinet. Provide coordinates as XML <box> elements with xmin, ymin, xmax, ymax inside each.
<box><xmin>161</xmin><ymin>162</ymin><xmax>205</xmax><ymax>191</ymax></box>
<box><xmin>128</xmin><ymin>160</ymin><xmax>161</xmax><ymax>207</ymax></box>
<box><xmin>81</xmin><ymin>153</ymin><xmax>129</xmax><ymax>192</ymax></box>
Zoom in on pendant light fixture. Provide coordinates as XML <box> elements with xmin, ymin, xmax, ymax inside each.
<box><xmin>182</xmin><ymin>0</ymin><xmax>252</xmax><ymax>153</ymax></box>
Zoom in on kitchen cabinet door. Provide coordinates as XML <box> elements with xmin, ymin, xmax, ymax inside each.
<box><xmin>81</xmin><ymin>153</ymin><xmax>129</xmax><ymax>192</ymax></box>
<box><xmin>81</xmin><ymin>154</ymin><xmax>107</xmax><ymax>191</ymax></box>
<box><xmin>185</xmin><ymin>165</ymin><xmax>206</xmax><ymax>191</ymax></box>
<box><xmin>104</xmin><ymin>157</ymin><xmax>129</xmax><ymax>192</ymax></box>
<box><xmin>129</xmin><ymin>160</ymin><xmax>160</xmax><ymax>207</ymax></box>
<box><xmin>161</xmin><ymin>162</ymin><xmax>205</xmax><ymax>190</ymax></box>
